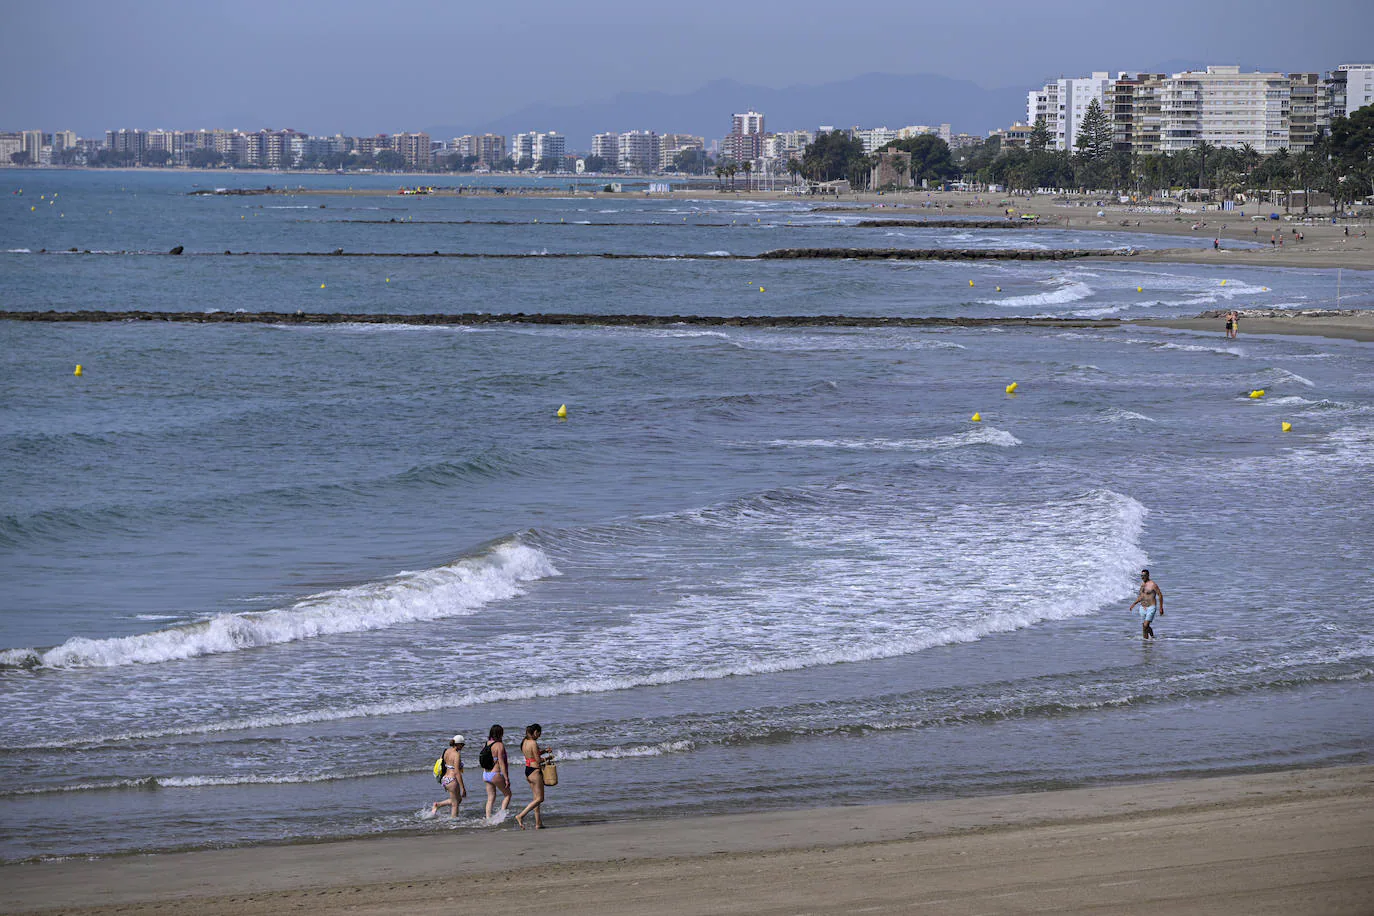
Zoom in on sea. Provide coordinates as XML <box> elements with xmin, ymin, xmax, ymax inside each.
<box><xmin>1</xmin><ymin>169</ymin><xmax>1371</xmax><ymax>863</ymax></box>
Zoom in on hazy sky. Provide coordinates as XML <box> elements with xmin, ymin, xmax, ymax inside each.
<box><xmin>2</xmin><ymin>0</ymin><xmax>1369</xmax><ymax>136</ymax></box>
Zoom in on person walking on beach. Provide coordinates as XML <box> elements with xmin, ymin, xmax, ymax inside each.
<box><xmin>1129</xmin><ymin>569</ymin><xmax>1164</xmax><ymax>639</ymax></box>
<box><xmin>1224</xmin><ymin>312</ymin><xmax>1234</xmax><ymax>338</ymax></box>
<box><xmin>479</xmin><ymin>725</ymin><xmax>513</xmax><ymax>821</ymax></box>
<box><xmin>515</xmin><ymin>724</ymin><xmax>554</xmax><ymax>830</ymax></box>
<box><xmin>430</xmin><ymin>734</ymin><xmax>467</xmax><ymax>819</ymax></box>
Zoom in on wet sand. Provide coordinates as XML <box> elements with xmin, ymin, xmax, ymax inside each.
<box><xmin>1137</xmin><ymin>309</ymin><xmax>1374</xmax><ymax>343</ymax></box>
<box><xmin>6</xmin><ymin>766</ymin><xmax>1371</xmax><ymax>915</ymax></box>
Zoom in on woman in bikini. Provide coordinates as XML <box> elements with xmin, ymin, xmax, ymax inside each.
<box><xmin>481</xmin><ymin>724</ymin><xmax>513</xmax><ymax>821</ymax></box>
<box><xmin>514</xmin><ymin>723</ymin><xmax>553</xmax><ymax>830</ymax></box>
<box><xmin>430</xmin><ymin>734</ymin><xmax>466</xmax><ymax>819</ymax></box>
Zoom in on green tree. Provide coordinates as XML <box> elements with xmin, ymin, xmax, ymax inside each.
<box><xmin>672</xmin><ymin>148</ymin><xmax>707</xmax><ymax>174</ymax></box>
<box><xmin>1028</xmin><ymin>116</ymin><xmax>1050</xmax><ymax>153</ymax></box>
<box><xmin>801</xmin><ymin>130</ymin><xmax>868</xmax><ymax>183</ymax></box>
<box><xmin>881</xmin><ymin>134</ymin><xmax>955</xmax><ymax>185</ymax></box>
<box><xmin>537</xmin><ymin>156</ymin><xmax>560</xmax><ymax>172</ymax></box>
<box><xmin>374</xmin><ymin>150</ymin><xmax>407</xmax><ymax>171</ymax></box>
<box><xmin>741</xmin><ymin>159</ymin><xmax>752</xmax><ymax>189</ymax></box>
<box><xmin>9</xmin><ymin>151</ymin><xmax>31</xmax><ymax>166</ymax></box>
<box><xmin>142</xmin><ymin>149</ymin><xmax>172</xmax><ymax>167</ymax></box>
<box><xmin>188</xmin><ymin>149</ymin><xmax>223</xmax><ymax>169</ymax></box>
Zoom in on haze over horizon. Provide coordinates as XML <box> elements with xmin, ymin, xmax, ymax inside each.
<box><xmin>1</xmin><ymin>0</ymin><xmax>1370</xmax><ymax>139</ymax></box>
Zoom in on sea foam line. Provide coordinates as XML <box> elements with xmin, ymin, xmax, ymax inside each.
<box><xmin>0</xmin><ymin>542</ymin><xmax>556</xmax><ymax>670</ymax></box>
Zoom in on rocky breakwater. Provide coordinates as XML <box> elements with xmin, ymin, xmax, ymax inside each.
<box><xmin>0</xmin><ymin>310</ymin><xmax>1123</xmax><ymax>330</ymax></box>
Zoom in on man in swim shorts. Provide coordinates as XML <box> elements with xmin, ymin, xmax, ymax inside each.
<box><xmin>1129</xmin><ymin>569</ymin><xmax>1164</xmax><ymax>639</ymax></box>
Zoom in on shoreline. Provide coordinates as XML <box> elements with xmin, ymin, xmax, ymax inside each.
<box><xmin>5</xmin><ymin>765</ymin><xmax>1371</xmax><ymax>914</ymax></box>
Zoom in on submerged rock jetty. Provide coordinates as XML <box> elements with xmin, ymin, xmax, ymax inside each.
<box><xmin>0</xmin><ymin>310</ymin><xmax>1122</xmax><ymax>330</ymax></box>
<box><xmin>19</xmin><ymin>247</ymin><xmax>1131</xmax><ymax>261</ymax></box>
<box><xmin>852</xmin><ymin>220</ymin><xmax>1033</xmax><ymax>229</ymax></box>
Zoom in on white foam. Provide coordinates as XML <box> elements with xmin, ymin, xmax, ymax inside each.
<box><xmin>763</xmin><ymin>425</ymin><xmax>1020</xmax><ymax>451</ymax></box>
<box><xmin>1</xmin><ymin>542</ymin><xmax>556</xmax><ymax>670</ymax></box>
<box><xmin>1095</xmin><ymin>408</ymin><xmax>1155</xmax><ymax>424</ymax></box>
<box><xmin>705</xmin><ymin>250</ymin><xmax>731</xmax><ymax>256</ymax></box>
<box><xmin>988</xmin><ymin>279</ymin><xmax>1094</xmax><ymax>308</ymax></box>
<box><xmin>1261</xmin><ymin>368</ymin><xmax>1316</xmax><ymax>387</ymax></box>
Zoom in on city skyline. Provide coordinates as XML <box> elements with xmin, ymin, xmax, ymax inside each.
<box><xmin>2</xmin><ymin>0</ymin><xmax>1371</xmax><ymax>138</ymax></box>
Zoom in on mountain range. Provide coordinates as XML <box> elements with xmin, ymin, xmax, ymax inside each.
<box><xmin>423</xmin><ymin>61</ymin><xmax>1283</xmax><ymax>150</ymax></box>
<box><xmin>425</xmin><ymin>73</ymin><xmax>1028</xmax><ymax>149</ymax></box>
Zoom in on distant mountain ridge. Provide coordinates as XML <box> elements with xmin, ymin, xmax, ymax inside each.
<box><xmin>425</xmin><ymin>73</ymin><xmax>1028</xmax><ymax>149</ymax></box>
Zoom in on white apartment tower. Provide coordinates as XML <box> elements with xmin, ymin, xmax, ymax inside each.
<box><xmin>617</xmin><ymin>130</ymin><xmax>660</xmax><ymax>173</ymax></box>
<box><xmin>1027</xmin><ymin>73</ymin><xmax>1113</xmax><ymax>151</ymax></box>
<box><xmin>1160</xmin><ymin>66</ymin><xmax>1292</xmax><ymax>154</ymax></box>
<box><xmin>1332</xmin><ymin>64</ymin><xmax>1374</xmax><ymax>116</ymax></box>
<box><xmin>591</xmin><ymin>132</ymin><xmax>620</xmax><ymax>161</ymax></box>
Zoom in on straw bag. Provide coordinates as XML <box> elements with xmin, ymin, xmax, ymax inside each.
<box><xmin>540</xmin><ymin>760</ymin><xmax>558</xmax><ymax>786</ymax></box>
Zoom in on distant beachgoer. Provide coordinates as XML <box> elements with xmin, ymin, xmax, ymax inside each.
<box><xmin>480</xmin><ymin>724</ymin><xmax>513</xmax><ymax>820</ymax></box>
<box><xmin>1129</xmin><ymin>569</ymin><xmax>1165</xmax><ymax>640</ymax></box>
<box><xmin>1213</xmin><ymin>238</ymin><xmax>1220</xmax><ymax>249</ymax></box>
<box><xmin>514</xmin><ymin>724</ymin><xmax>554</xmax><ymax>830</ymax></box>
<box><xmin>1225</xmin><ymin>313</ymin><xmax>1234</xmax><ymax>337</ymax></box>
<box><xmin>431</xmin><ymin>734</ymin><xmax>467</xmax><ymax>819</ymax></box>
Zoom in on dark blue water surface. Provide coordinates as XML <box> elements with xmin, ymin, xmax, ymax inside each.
<box><xmin>0</xmin><ymin>170</ymin><xmax>1370</xmax><ymax>862</ymax></box>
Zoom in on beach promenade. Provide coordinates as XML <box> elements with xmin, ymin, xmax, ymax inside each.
<box><xmin>7</xmin><ymin>766</ymin><xmax>1371</xmax><ymax>915</ymax></box>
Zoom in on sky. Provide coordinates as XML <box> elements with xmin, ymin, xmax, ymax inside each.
<box><xmin>1</xmin><ymin>0</ymin><xmax>1370</xmax><ymax>137</ymax></box>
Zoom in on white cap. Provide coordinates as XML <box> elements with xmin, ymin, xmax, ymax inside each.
<box><xmin>452</xmin><ymin>734</ymin><xmax>465</xmax><ymax>744</ymax></box>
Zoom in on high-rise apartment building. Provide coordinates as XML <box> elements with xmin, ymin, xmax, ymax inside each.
<box><xmin>591</xmin><ymin>132</ymin><xmax>619</xmax><ymax>162</ymax></box>
<box><xmin>616</xmin><ymin>130</ymin><xmax>660</xmax><ymax>173</ymax></box>
<box><xmin>1326</xmin><ymin>63</ymin><xmax>1374</xmax><ymax>117</ymax></box>
<box><xmin>531</xmin><ymin>131</ymin><xmax>564</xmax><ymax>165</ymax></box>
<box><xmin>658</xmin><ymin>134</ymin><xmax>704</xmax><ymax>171</ymax></box>
<box><xmin>1027</xmin><ymin>73</ymin><xmax>1113</xmax><ymax>151</ymax></box>
<box><xmin>0</xmin><ymin>132</ymin><xmax>23</xmax><ymax>163</ymax></box>
<box><xmin>1286</xmin><ymin>73</ymin><xmax>1327</xmax><ymax>151</ymax></box>
<box><xmin>393</xmin><ymin>132</ymin><xmax>432</xmax><ymax>169</ymax></box>
<box><xmin>853</xmin><ymin>127</ymin><xmax>899</xmax><ymax>153</ymax></box>
<box><xmin>726</xmin><ymin>110</ymin><xmax>765</xmax><ymax>163</ymax></box>
<box><xmin>1159</xmin><ymin>66</ymin><xmax>1291</xmax><ymax>154</ymax></box>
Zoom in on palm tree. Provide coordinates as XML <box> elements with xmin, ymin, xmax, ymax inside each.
<box><xmin>714</xmin><ymin>165</ymin><xmax>725</xmax><ymax>190</ymax></box>
<box><xmin>741</xmin><ymin>160</ymin><xmax>753</xmax><ymax>191</ymax></box>
<box><xmin>725</xmin><ymin>163</ymin><xmax>737</xmax><ymax>191</ymax></box>
<box><xmin>786</xmin><ymin>158</ymin><xmax>801</xmax><ymax>188</ymax></box>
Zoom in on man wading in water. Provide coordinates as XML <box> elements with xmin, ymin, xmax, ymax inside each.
<box><xmin>1129</xmin><ymin>569</ymin><xmax>1164</xmax><ymax>639</ymax></box>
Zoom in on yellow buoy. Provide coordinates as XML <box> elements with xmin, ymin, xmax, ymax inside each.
<box><xmin>556</xmin><ymin>404</ymin><xmax>567</xmax><ymax>418</ymax></box>
<box><xmin>1249</xmin><ymin>389</ymin><xmax>1265</xmax><ymax>399</ymax></box>
<box><xmin>1221</xmin><ymin>279</ymin><xmax>1226</xmax><ymax>286</ymax></box>
<box><xmin>1137</xmin><ymin>286</ymin><xmax>1143</xmax><ymax>292</ymax></box>
<box><xmin>385</xmin><ymin>278</ymin><xmax>390</xmax><ymax>283</ymax></box>
<box><xmin>1005</xmin><ymin>382</ymin><xmax>1018</xmax><ymax>394</ymax></box>
<box><xmin>74</xmin><ymin>364</ymin><xmax>83</xmax><ymax>376</ymax></box>
<box><xmin>1281</xmin><ymin>421</ymin><xmax>1292</xmax><ymax>432</ymax></box>
<box><xmin>969</xmin><ymin>280</ymin><xmax>975</xmax><ymax>287</ymax></box>
<box><xmin>970</xmin><ymin>412</ymin><xmax>982</xmax><ymax>422</ymax></box>
<box><xmin>995</xmin><ymin>286</ymin><xmax>1001</xmax><ymax>292</ymax></box>
<box><xmin>759</xmin><ymin>287</ymin><xmax>765</xmax><ymax>292</ymax></box>
<box><xmin>30</xmin><ymin>206</ymin><xmax>34</xmax><ymax>211</ymax></box>
<box><xmin>320</xmin><ymin>283</ymin><xmax>326</xmax><ymax>289</ymax></box>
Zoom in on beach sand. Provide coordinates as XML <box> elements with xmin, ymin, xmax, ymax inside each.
<box><xmin>1137</xmin><ymin>309</ymin><xmax>1374</xmax><ymax>343</ymax></box>
<box><xmin>6</xmin><ymin>766</ymin><xmax>1371</xmax><ymax>915</ymax></box>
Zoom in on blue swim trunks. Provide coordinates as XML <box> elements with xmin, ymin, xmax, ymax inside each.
<box><xmin>1138</xmin><ymin>606</ymin><xmax>1158</xmax><ymax>624</ymax></box>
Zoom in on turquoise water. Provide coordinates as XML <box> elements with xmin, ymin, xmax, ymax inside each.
<box><xmin>1</xmin><ymin>170</ymin><xmax>1370</xmax><ymax>861</ymax></box>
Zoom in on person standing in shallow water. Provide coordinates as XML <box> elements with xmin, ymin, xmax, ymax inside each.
<box><xmin>515</xmin><ymin>724</ymin><xmax>553</xmax><ymax>830</ymax></box>
<box><xmin>480</xmin><ymin>725</ymin><xmax>513</xmax><ymax>821</ymax></box>
<box><xmin>430</xmin><ymin>734</ymin><xmax>466</xmax><ymax>819</ymax></box>
<box><xmin>1130</xmin><ymin>569</ymin><xmax>1164</xmax><ymax>639</ymax></box>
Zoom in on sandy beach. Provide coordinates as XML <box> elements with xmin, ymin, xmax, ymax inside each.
<box><xmin>1137</xmin><ymin>308</ymin><xmax>1374</xmax><ymax>342</ymax></box>
<box><xmin>6</xmin><ymin>766</ymin><xmax>1371</xmax><ymax>915</ymax></box>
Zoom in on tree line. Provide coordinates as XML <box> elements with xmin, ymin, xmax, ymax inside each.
<box><xmin>789</xmin><ymin>100</ymin><xmax>1374</xmax><ymax>211</ymax></box>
